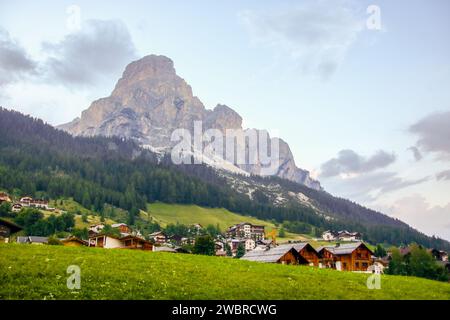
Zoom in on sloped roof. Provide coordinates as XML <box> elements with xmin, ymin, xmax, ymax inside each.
<box><xmin>153</xmin><ymin>246</ymin><xmax>177</xmax><ymax>253</ymax></box>
<box><xmin>28</xmin><ymin>236</ymin><xmax>49</xmax><ymax>243</ymax></box>
<box><xmin>318</xmin><ymin>242</ymin><xmax>372</xmax><ymax>256</ymax></box>
<box><xmin>0</xmin><ymin>218</ymin><xmax>22</xmax><ymax>233</ymax></box>
<box><xmin>241</xmin><ymin>244</ymin><xmax>303</xmax><ymax>263</ymax></box>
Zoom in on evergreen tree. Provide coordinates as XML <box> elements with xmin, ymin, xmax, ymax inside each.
<box><xmin>193</xmin><ymin>235</ymin><xmax>215</xmax><ymax>256</ymax></box>
<box><xmin>235</xmin><ymin>243</ymin><xmax>246</xmax><ymax>259</ymax></box>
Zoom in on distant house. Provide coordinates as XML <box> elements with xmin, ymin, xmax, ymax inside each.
<box><xmin>61</xmin><ymin>236</ymin><xmax>87</xmax><ymax>247</ymax></box>
<box><xmin>244</xmin><ymin>238</ymin><xmax>256</xmax><ymax>251</ymax></box>
<box><xmin>0</xmin><ymin>218</ymin><xmax>22</xmax><ymax>243</ymax></box>
<box><xmin>322</xmin><ymin>230</ymin><xmax>338</xmax><ymax>241</ymax></box>
<box><xmin>317</xmin><ymin>242</ymin><xmax>373</xmax><ymax>271</ymax></box>
<box><xmin>11</xmin><ymin>203</ymin><xmax>23</xmax><ymax>212</ymax></box>
<box><xmin>88</xmin><ymin>234</ymin><xmax>152</xmax><ymax>250</ymax></box>
<box><xmin>149</xmin><ymin>231</ymin><xmax>167</xmax><ymax>244</ymax></box>
<box><xmin>241</xmin><ymin>245</ymin><xmax>308</xmax><ymax>265</ymax></box>
<box><xmin>227</xmin><ymin>239</ymin><xmax>246</xmax><ymax>255</ymax></box>
<box><xmin>226</xmin><ymin>223</ymin><xmax>265</xmax><ymax>241</ymax></box>
<box><xmin>429</xmin><ymin>248</ymin><xmax>448</xmax><ymax>262</ymax></box>
<box><xmin>89</xmin><ymin>224</ymin><xmax>105</xmax><ymax>237</ymax></box>
<box><xmin>322</xmin><ymin>230</ymin><xmax>362</xmax><ymax>242</ymax></box>
<box><xmin>19</xmin><ymin>196</ymin><xmax>33</xmax><ymax>204</ymax></box>
<box><xmin>19</xmin><ymin>197</ymin><xmax>50</xmax><ymax>210</ymax></box>
<box><xmin>0</xmin><ymin>192</ymin><xmax>12</xmax><ymax>204</ymax></box>
<box><xmin>337</xmin><ymin>230</ymin><xmax>362</xmax><ymax>242</ymax></box>
<box><xmin>111</xmin><ymin>223</ymin><xmax>132</xmax><ymax>234</ymax></box>
<box><xmin>189</xmin><ymin>224</ymin><xmax>203</xmax><ymax>235</ymax></box>
<box><xmin>16</xmin><ymin>236</ymin><xmax>49</xmax><ymax>245</ymax></box>
<box><xmin>289</xmin><ymin>242</ymin><xmax>320</xmax><ymax>266</ymax></box>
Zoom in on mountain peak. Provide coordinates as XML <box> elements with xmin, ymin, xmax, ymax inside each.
<box><xmin>59</xmin><ymin>55</ymin><xmax>322</xmax><ymax>190</ymax></box>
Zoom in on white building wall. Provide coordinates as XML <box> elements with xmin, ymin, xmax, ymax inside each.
<box><xmin>104</xmin><ymin>237</ymin><xmax>124</xmax><ymax>249</ymax></box>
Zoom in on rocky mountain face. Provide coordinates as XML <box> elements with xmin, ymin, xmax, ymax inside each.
<box><xmin>59</xmin><ymin>55</ymin><xmax>321</xmax><ymax>190</ymax></box>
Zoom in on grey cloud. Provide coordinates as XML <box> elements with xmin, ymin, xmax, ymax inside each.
<box><xmin>0</xmin><ymin>28</ymin><xmax>37</xmax><ymax>86</ymax></box>
<box><xmin>407</xmin><ymin>146</ymin><xmax>423</xmax><ymax>161</ymax></box>
<box><xmin>43</xmin><ymin>19</ymin><xmax>137</xmax><ymax>86</ymax></box>
<box><xmin>240</xmin><ymin>1</ymin><xmax>364</xmax><ymax>78</ymax></box>
<box><xmin>436</xmin><ymin>170</ymin><xmax>450</xmax><ymax>181</ymax></box>
<box><xmin>323</xmin><ymin>171</ymin><xmax>429</xmax><ymax>204</ymax></box>
<box><xmin>384</xmin><ymin>195</ymin><xmax>450</xmax><ymax>241</ymax></box>
<box><xmin>320</xmin><ymin>149</ymin><xmax>396</xmax><ymax>178</ymax></box>
<box><xmin>410</xmin><ymin>110</ymin><xmax>450</xmax><ymax>160</ymax></box>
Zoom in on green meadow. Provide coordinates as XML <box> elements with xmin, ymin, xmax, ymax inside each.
<box><xmin>1</xmin><ymin>244</ymin><xmax>449</xmax><ymax>300</ymax></box>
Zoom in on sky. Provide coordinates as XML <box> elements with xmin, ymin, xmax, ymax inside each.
<box><xmin>1</xmin><ymin>0</ymin><xmax>449</xmax><ymax>240</ymax></box>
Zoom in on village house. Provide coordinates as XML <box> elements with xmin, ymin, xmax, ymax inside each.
<box><xmin>226</xmin><ymin>223</ymin><xmax>265</xmax><ymax>241</ymax></box>
<box><xmin>337</xmin><ymin>230</ymin><xmax>362</xmax><ymax>242</ymax></box>
<box><xmin>111</xmin><ymin>223</ymin><xmax>132</xmax><ymax>235</ymax></box>
<box><xmin>322</xmin><ymin>230</ymin><xmax>338</xmax><ymax>241</ymax></box>
<box><xmin>0</xmin><ymin>218</ymin><xmax>22</xmax><ymax>243</ymax></box>
<box><xmin>11</xmin><ymin>203</ymin><xmax>23</xmax><ymax>212</ymax></box>
<box><xmin>241</xmin><ymin>245</ymin><xmax>308</xmax><ymax>265</ymax></box>
<box><xmin>290</xmin><ymin>242</ymin><xmax>320</xmax><ymax>266</ymax></box>
<box><xmin>88</xmin><ymin>234</ymin><xmax>153</xmax><ymax>250</ymax></box>
<box><xmin>0</xmin><ymin>192</ymin><xmax>12</xmax><ymax>204</ymax></box>
<box><xmin>317</xmin><ymin>242</ymin><xmax>373</xmax><ymax>272</ymax></box>
<box><xmin>19</xmin><ymin>197</ymin><xmax>50</xmax><ymax>210</ymax></box>
<box><xmin>149</xmin><ymin>231</ymin><xmax>167</xmax><ymax>244</ymax></box>
<box><xmin>429</xmin><ymin>248</ymin><xmax>449</xmax><ymax>262</ymax></box>
<box><xmin>321</xmin><ymin>230</ymin><xmax>362</xmax><ymax>242</ymax></box>
<box><xmin>89</xmin><ymin>224</ymin><xmax>105</xmax><ymax>237</ymax></box>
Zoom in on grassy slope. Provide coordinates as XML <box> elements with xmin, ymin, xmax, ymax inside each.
<box><xmin>146</xmin><ymin>202</ymin><xmax>308</xmax><ymax>241</ymax></box>
<box><xmin>46</xmin><ymin>198</ymin><xmax>117</xmax><ymax>229</ymax></box>
<box><xmin>0</xmin><ymin>244</ymin><xmax>449</xmax><ymax>300</ymax></box>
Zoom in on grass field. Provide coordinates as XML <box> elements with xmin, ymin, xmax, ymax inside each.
<box><xmin>0</xmin><ymin>244</ymin><xmax>449</xmax><ymax>300</ymax></box>
<box><xmin>145</xmin><ymin>202</ymin><xmax>308</xmax><ymax>241</ymax></box>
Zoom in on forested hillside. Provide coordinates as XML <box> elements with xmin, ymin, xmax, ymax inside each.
<box><xmin>1</xmin><ymin>108</ymin><xmax>449</xmax><ymax>250</ymax></box>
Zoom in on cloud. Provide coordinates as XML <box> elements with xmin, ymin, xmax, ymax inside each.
<box><xmin>321</xmin><ymin>170</ymin><xmax>429</xmax><ymax>204</ymax></box>
<box><xmin>407</xmin><ymin>146</ymin><xmax>423</xmax><ymax>161</ymax></box>
<box><xmin>409</xmin><ymin>110</ymin><xmax>450</xmax><ymax>160</ymax></box>
<box><xmin>42</xmin><ymin>19</ymin><xmax>137</xmax><ymax>87</ymax></box>
<box><xmin>0</xmin><ymin>27</ymin><xmax>37</xmax><ymax>86</ymax></box>
<box><xmin>436</xmin><ymin>170</ymin><xmax>450</xmax><ymax>181</ymax></box>
<box><xmin>239</xmin><ymin>1</ymin><xmax>364</xmax><ymax>78</ymax></box>
<box><xmin>384</xmin><ymin>195</ymin><xmax>450</xmax><ymax>241</ymax></box>
<box><xmin>320</xmin><ymin>149</ymin><xmax>396</xmax><ymax>178</ymax></box>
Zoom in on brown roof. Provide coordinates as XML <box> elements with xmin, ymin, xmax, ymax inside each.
<box><xmin>0</xmin><ymin>218</ymin><xmax>22</xmax><ymax>233</ymax></box>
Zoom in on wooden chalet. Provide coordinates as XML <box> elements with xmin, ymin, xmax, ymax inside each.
<box><xmin>290</xmin><ymin>242</ymin><xmax>320</xmax><ymax>266</ymax></box>
<box><xmin>88</xmin><ymin>234</ymin><xmax>152</xmax><ymax>251</ymax></box>
<box><xmin>241</xmin><ymin>244</ymin><xmax>308</xmax><ymax>265</ymax></box>
<box><xmin>0</xmin><ymin>218</ymin><xmax>22</xmax><ymax>242</ymax></box>
<box><xmin>317</xmin><ymin>242</ymin><xmax>373</xmax><ymax>271</ymax></box>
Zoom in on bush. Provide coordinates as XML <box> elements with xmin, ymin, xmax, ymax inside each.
<box><xmin>47</xmin><ymin>236</ymin><xmax>62</xmax><ymax>245</ymax></box>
